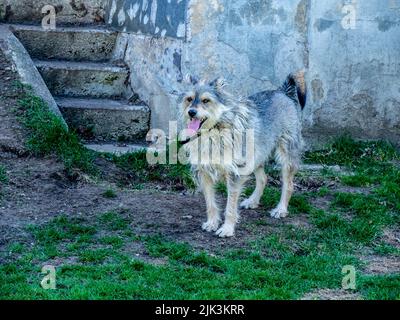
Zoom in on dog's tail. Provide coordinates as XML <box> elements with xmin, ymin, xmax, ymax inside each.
<box><xmin>280</xmin><ymin>71</ymin><xmax>307</xmax><ymax>110</ymax></box>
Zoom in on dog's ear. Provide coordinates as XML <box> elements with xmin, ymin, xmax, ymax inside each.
<box><xmin>184</xmin><ymin>74</ymin><xmax>199</xmax><ymax>85</ymax></box>
<box><xmin>210</xmin><ymin>77</ymin><xmax>226</xmax><ymax>91</ymax></box>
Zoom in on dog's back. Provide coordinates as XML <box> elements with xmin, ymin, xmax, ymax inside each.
<box><xmin>249</xmin><ymin>72</ymin><xmax>307</xmax><ymax>163</ymax></box>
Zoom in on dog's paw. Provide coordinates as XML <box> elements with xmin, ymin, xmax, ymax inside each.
<box><xmin>240</xmin><ymin>198</ymin><xmax>259</xmax><ymax>209</ymax></box>
<box><xmin>202</xmin><ymin>220</ymin><xmax>220</xmax><ymax>232</ymax></box>
<box><xmin>270</xmin><ymin>206</ymin><xmax>288</xmax><ymax>219</ymax></box>
<box><xmin>215</xmin><ymin>224</ymin><xmax>235</xmax><ymax>238</ymax></box>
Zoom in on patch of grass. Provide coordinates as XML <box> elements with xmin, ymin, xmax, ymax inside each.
<box><xmin>331</xmin><ymin>192</ymin><xmax>398</xmax><ymax>244</ymax></box>
<box><xmin>7</xmin><ymin>243</ymin><xmax>25</xmax><ymax>254</ymax></box>
<box><xmin>372</xmin><ymin>242</ymin><xmax>400</xmax><ymax>257</ymax></box>
<box><xmin>144</xmin><ymin>236</ymin><xmax>191</xmax><ymax>260</ymax></box>
<box><xmin>216</xmin><ymin>182</ymin><xmax>227</xmax><ymax>195</ymax></box>
<box><xmin>304</xmin><ymin>135</ymin><xmax>398</xmax><ymax>168</ymax></box>
<box><xmin>0</xmin><ymin>165</ymin><xmax>7</xmax><ymax>184</ymax></box>
<box><xmin>78</xmin><ymin>249</ymin><xmax>110</xmax><ymax>263</ymax></box>
<box><xmin>341</xmin><ymin>174</ymin><xmax>373</xmax><ymax>187</ymax></box>
<box><xmin>100</xmin><ymin>236</ymin><xmax>124</xmax><ymax>249</ymax></box>
<box><xmin>308</xmin><ymin>193</ymin><xmax>394</xmax><ymax>245</ymax></box>
<box><xmin>305</xmin><ymin>136</ymin><xmax>400</xmax><ymax>245</ymax></box>
<box><xmin>98</xmin><ymin>211</ymin><xmax>129</xmax><ymax>231</ymax></box>
<box><xmin>102</xmin><ymin>188</ymin><xmax>117</xmax><ymax>199</ymax></box>
<box><xmin>290</xmin><ymin>194</ymin><xmax>313</xmax><ymax>214</ymax></box>
<box><xmin>109</xmin><ymin>149</ymin><xmax>195</xmax><ymax>189</ymax></box>
<box><xmin>260</xmin><ymin>187</ymin><xmax>281</xmax><ymax>209</ymax></box>
<box><xmin>311</xmin><ymin>209</ymin><xmax>347</xmax><ymax>232</ymax></box>
<box><xmin>16</xmin><ymin>90</ymin><xmax>96</xmax><ymax>174</ymax></box>
<box><xmin>306</xmin><ymin>136</ymin><xmax>400</xmax><ymax>202</ymax></box>
<box><xmin>317</xmin><ymin>186</ymin><xmax>330</xmax><ymax>197</ymax></box>
<box><xmin>359</xmin><ymin>274</ymin><xmax>400</xmax><ymax>300</ymax></box>
<box><xmin>28</xmin><ymin>215</ymin><xmax>97</xmax><ymax>246</ymax></box>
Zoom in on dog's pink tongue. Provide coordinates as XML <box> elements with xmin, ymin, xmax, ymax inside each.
<box><xmin>188</xmin><ymin>119</ymin><xmax>201</xmax><ymax>133</ymax></box>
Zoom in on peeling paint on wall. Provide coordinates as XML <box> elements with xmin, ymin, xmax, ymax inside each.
<box><xmin>106</xmin><ymin>0</ymin><xmax>187</xmax><ymax>39</ymax></box>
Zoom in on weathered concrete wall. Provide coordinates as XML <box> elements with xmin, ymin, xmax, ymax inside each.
<box><xmin>112</xmin><ymin>32</ymin><xmax>184</xmax><ymax>132</ymax></box>
<box><xmin>305</xmin><ymin>0</ymin><xmax>400</xmax><ymax>145</ymax></box>
<box><xmin>36</xmin><ymin>0</ymin><xmax>400</xmax><ymax>146</ymax></box>
<box><xmin>107</xmin><ymin>0</ymin><xmax>185</xmax><ymax>133</ymax></box>
<box><xmin>0</xmin><ymin>0</ymin><xmax>107</xmax><ymax>25</ymax></box>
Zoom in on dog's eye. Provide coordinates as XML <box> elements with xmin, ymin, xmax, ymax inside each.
<box><xmin>202</xmin><ymin>99</ymin><xmax>210</xmax><ymax>104</ymax></box>
<box><xmin>186</xmin><ymin>97</ymin><xmax>193</xmax><ymax>103</ymax></box>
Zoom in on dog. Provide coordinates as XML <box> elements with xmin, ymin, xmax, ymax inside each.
<box><xmin>179</xmin><ymin>72</ymin><xmax>307</xmax><ymax>238</ymax></box>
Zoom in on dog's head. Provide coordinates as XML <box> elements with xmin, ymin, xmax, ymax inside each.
<box><xmin>179</xmin><ymin>75</ymin><xmax>230</xmax><ymax>136</ymax></box>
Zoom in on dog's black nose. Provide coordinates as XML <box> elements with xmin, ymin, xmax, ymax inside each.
<box><xmin>188</xmin><ymin>109</ymin><xmax>197</xmax><ymax>118</ymax></box>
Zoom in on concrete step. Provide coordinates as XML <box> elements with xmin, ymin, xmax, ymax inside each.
<box><xmin>84</xmin><ymin>143</ymin><xmax>149</xmax><ymax>156</ymax></box>
<box><xmin>56</xmin><ymin>97</ymin><xmax>150</xmax><ymax>142</ymax></box>
<box><xmin>35</xmin><ymin>60</ymin><xmax>128</xmax><ymax>99</ymax></box>
<box><xmin>0</xmin><ymin>0</ymin><xmax>106</xmax><ymax>25</ymax></box>
<box><xmin>10</xmin><ymin>24</ymin><xmax>117</xmax><ymax>62</ymax></box>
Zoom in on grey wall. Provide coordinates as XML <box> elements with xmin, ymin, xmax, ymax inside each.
<box><xmin>306</xmin><ymin>1</ymin><xmax>400</xmax><ymax>145</ymax></box>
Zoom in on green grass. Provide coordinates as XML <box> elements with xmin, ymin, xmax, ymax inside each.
<box><xmin>102</xmin><ymin>188</ymin><xmax>117</xmax><ymax>199</ymax></box>
<box><xmin>305</xmin><ymin>136</ymin><xmax>400</xmax><ymax>207</ymax></box>
<box><xmin>304</xmin><ymin>135</ymin><xmax>399</xmax><ymax>167</ymax></box>
<box><xmin>98</xmin><ymin>211</ymin><xmax>130</xmax><ymax>231</ymax></box>
<box><xmin>305</xmin><ymin>136</ymin><xmax>400</xmax><ymax>244</ymax></box>
<box><xmin>0</xmin><ymin>165</ymin><xmax>7</xmax><ymax>184</ymax></box>
<box><xmin>359</xmin><ymin>275</ymin><xmax>400</xmax><ymax>300</ymax></box>
<box><xmin>329</xmin><ymin>192</ymin><xmax>398</xmax><ymax>244</ymax></box>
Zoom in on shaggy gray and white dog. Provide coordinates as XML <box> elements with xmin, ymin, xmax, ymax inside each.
<box><xmin>179</xmin><ymin>73</ymin><xmax>307</xmax><ymax>238</ymax></box>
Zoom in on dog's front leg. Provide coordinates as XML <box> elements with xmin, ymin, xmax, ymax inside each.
<box><xmin>216</xmin><ymin>175</ymin><xmax>247</xmax><ymax>238</ymax></box>
<box><xmin>199</xmin><ymin>172</ymin><xmax>221</xmax><ymax>232</ymax></box>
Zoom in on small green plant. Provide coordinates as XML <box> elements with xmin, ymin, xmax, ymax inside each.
<box><xmin>100</xmin><ymin>236</ymin><xmax>124</xmax><ymax>248</ymax></box>
<box><xmin>0</xmin><ymin>165</ymin><xmax>7</xmax><ymax>184</ymax></box>
<box><xmin>79</xmin><ymin>249</ymin><xmax>110</xmax><ymax>263</ymax></box>
<box><xmin>99</xmin><ymin>211</ymin><xmax>129</xmax><ymax>231</ymax></box>
<box><xmin>102</xmin><ymin>188</ymin><xmax>117</xmax><ymax>199</ymax></box>
<box><xmin>111</xmin><ymin>149</ymin><xmax>195</xmax><ymax>189</ymax></box>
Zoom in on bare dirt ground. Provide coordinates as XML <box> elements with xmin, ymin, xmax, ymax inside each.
<box><xmin>302</xmin><ymin>289</ymin><xmax>362</xmax><ymax>301</ymax></box>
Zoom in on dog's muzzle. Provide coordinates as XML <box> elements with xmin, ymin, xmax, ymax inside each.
<box><xmin>188</xmin><ymin>109</ymin><xmax>197</xmax><ymax>118</ymax></box>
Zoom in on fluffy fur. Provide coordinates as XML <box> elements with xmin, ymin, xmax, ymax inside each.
<box><xmin>179</xmin><ymin>73</ymin><xmax>307</xmax><ymax>237</ymax></box>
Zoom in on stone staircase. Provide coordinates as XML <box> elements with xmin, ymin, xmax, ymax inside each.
<box><xmin>9</xmin><ymin>24</ymin><xmax>150</xmax><ymax>154</ymax></box>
